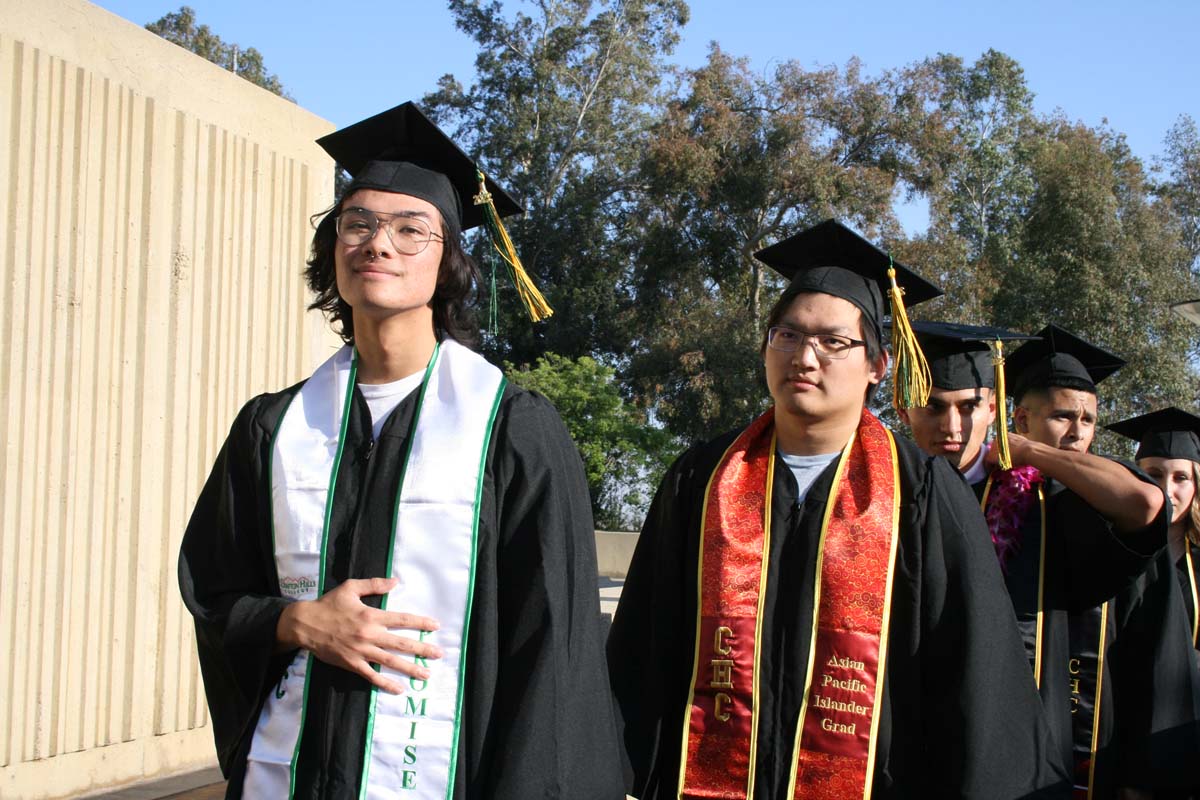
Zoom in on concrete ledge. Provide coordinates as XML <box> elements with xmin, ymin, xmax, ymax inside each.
<box><xmin>81</xmin><ymin>767</ymin><xmax>224</xmax><ymax>800</ymax></box>
<box><xmin>595</xmin><ymin>530</ymin><xmax>639</xmax><ymax>578</ymax></box>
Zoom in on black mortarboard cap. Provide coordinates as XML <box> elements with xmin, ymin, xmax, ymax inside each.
<box><xmin>909</xmin><ymin>322</ymin><xmax>1039</xmax><ymax>391</ymax></box>
<box><xmin>1005</xmin><ymin>324</ymin><xmax>1126</xmax><ymax>399</ymax></box>
<box><xmin>1107</xmin><ymin>407</ymin><xmax>1200</xmax><ymax>463</ymax></box>
<box><xmin>1172</xmin><ymin>299</ymin><xmax>1200</xmax><ymax>327</ymax></box>
<box><xmin>755</xmin><ymin>219</ymin><xmax>943</xmax><ymax>409</ymax></box>
<box><xmin>316</xmin><ymin>102</ymin><xmax>522</xmax><ymax>234</ymax></box>
<box><xmin>754</xmin><ymin>219</ymin><xmax>942</xmax><ymax>338</ymax></box>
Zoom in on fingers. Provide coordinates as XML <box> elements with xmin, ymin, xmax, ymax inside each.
<box><xmin>369</xmin><ymin>647</ymin><xmax>435</xmax><ymax>681</ymax></box>
<box><xmin>332</xmin><ymin>581</ymin><xmax>441</xmax><ymax>632</ymax></box>
<box><xmin>378</xmin><ymin>632</ymin><xmax>443</xmax><ymax>661</ymax></box>
<box><xmin>379</xmin><ymin>610</ymin><xmax>440</xmax><ymax>632</ymax></box>
<box><xmin>349</xmin><ymin>654</ymin><xmax>406</xmax><ymax>694</ymax></box>
<box><xmin>354</xmin><ymin>645</ymin><xmax>438</xmax><ymax>693</ymax></box>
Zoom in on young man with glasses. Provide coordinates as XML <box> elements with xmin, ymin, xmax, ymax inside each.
<box><xmin>179</xmin><ymin>103</ymin><xmax>624</xmax><ymax>799</ymax></box>
<box><xmin>608</xmin><ymin>220</ymin><xmax>1065</xmax><ymax>799</ymax></box>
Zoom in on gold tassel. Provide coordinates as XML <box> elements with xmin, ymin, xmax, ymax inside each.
<box><xmin>887</xmin><ymin>261</ymin><xmax>932</xmax><ymax>410</ymax></box>
<box><xmin>473</xmin><ymin>169</ymin><xmax>553</xmax><ymax>322</ymax></box>
<box><xmin>989</xmin><ymin>340</ymin><xmax>1013</xmax><ymax>470</ymax></box>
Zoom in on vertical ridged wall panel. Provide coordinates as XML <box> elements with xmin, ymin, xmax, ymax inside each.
<box><xmin>0</xmin><ymin>0</ymin><xmax>336</xmax><ymax>792</ymax></box>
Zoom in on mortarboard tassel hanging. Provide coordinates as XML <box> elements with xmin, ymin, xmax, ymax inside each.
<box><xmin>474</xmin><ymin>169</ymin><xmax>553</xmax><ymax>323</ymax></box>
<box><xmin>989</xmin><ymin>340</ymin><xmax>1013</xmax><ymax>470</ymax></box>
<box><xmin>887</xmin><ymin>257</ymin><xmax>932</xmax><ymax>410</ymax></box>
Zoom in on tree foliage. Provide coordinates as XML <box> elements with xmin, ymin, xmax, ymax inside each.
<box><xmin>991</xmin><ymin>120</ymin><xmax>1200</xmax><ymax>454</ymax></box>
<box><xmin>505</xmin><ymin>353</ymin><xmax>675</xmax><ymax>529</ymax></box>
<box><xmin>312</xmin><ymin>1</ymin><xmax>1197</xmax><ymax>513</ymax></box>
<box><xmin>1156</xmin><ymin>115</ymin><xmax>1200</xmax><ymax>270</ymax></box>
<box><xmin>623</xmin><ymin>48</ymin><xmax>942</xmax><ymax>442</ymax></box>
<box><xmin>421</xmin><ymin>0</ymin><xmax>689</xmax><ymax>366</ymax></box>
<box><xmin>901</xmin><ymin>51</ymin><xmax>1041</xmax><ymax>325</ymax></box>
<box><xmin>146</xmin><ymin>6</ymin><xmax>292</xmax><ymax>99</ymax></box>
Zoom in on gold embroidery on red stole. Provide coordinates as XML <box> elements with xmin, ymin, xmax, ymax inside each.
<box><xmin>788</xmin><ymin>409</ymin><xmax>899</xmax><ymax>800</ymax></box>
<box><xmin>678</xmin><ymin>410</ymin><xmax>776</xmax><ymax>799</ymax></box>
<box><xmin>677</xmin><ymin>408</ymin><xmax>900</xmax><ymax>800</ymax></box>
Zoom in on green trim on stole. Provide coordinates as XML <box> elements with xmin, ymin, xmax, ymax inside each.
<box><xmin>359</xmin><ymin>343</ymin><xmax>441</xmax><ymax>798</ymax></box>
<box><xmin>286</xmin><ymin>348</ymin><xmax>359</xmax><ymax>799</ymax></box>
<box><xmin>446</xmin><ymin>377</ymin><xmax>507</xmax><ymax>798</ymax></box>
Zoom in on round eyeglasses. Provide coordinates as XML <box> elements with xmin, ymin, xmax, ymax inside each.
<box><xmin>335</xmin><ymin>207</ymin><xmax>445</xmax><ymax>255</ymax></box>
<box><xmin>766</xmin><ymin>326</ymin><xmax>867</xmax><ymax>360</ymax></box>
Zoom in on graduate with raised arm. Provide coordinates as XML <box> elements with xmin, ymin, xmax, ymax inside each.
<box><xmin>976</xmin><ymin>326</ymin><xmax>1173</xmax><ymax>795</ymax></box>
<box><xmin>902</xmin><ymin>324</ymin><xmax>1197</xmax><ymax>797</ymax></box>
<box><xmin>179</xmin><ymin>103</ymin><xmax>624</xmax><ymax>800</ymax></box>
<box><xmin>608</xmin><ymin>220</ymin><xmax>1065</xmax><ymax>799</ymax></box>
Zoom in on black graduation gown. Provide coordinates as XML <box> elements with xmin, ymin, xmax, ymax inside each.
<box><xmin>179</xmin><ymin>380</ymin><xmax>625</xmax><ymax>800</ymax></box>
<box><xmin>1067</xmin><ymin>547</ymin><xmax>1200</xmax><ymax>798</ymax></box>
<box><xmin>608</xmin><ymin>428</ymin><xmax>1066</xmax><ymax>799</ymax></box>
<box><xmin>1178</xmin><ymin>541</ymin><xmax>1200</xmax><ymax>654</ymax></box>
<box><xmin>971</xmin><ymin>466</ymin><xmax>1169</xmax><ymax>785</ymax></box>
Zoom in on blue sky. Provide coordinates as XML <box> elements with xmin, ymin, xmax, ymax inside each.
<box><xmin>93</xmin><ymin>0</ymin><xmax>1198</xmax><ymax>230</ymax></box>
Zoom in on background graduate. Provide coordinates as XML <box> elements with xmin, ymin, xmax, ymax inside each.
<box><xmin>895</xmin><ymin>320</ymin><xmax>1033</xmax><ymax>484</ymax></box>
<box><xmin>1105</xmin><ymin>408</ymin><xmax>1200</xmax><ymax>797</ymax></box>
<box><xmin>903</xmin><ymin>325</ymin><xmax>1197</xmax><ymax>796</ymax></box>
<box><xmin>179</xmin><ymin>102</ymin><xmax>624</xmax><ymax>799</ymax></box>
<box><xmin>979</xmin><ymin>326</ymin><xmax>1172</xmax><ymax>795</ymax></box>
<box><xmin>1111</xmin><ymin>407</ymin><xmax>1200</xmax><ymax>652</ymax></box>
<box><xmin>607</xmin><ymin>220</ymin><xmax>1065</xmax><ymax>799</ymax></box>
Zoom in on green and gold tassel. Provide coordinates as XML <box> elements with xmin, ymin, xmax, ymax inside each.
<box><xmin>473</xmin><ymin>169</ymin><xmax>553</xmax><ymax>323</ymax></box>
<box><xmin>989</xmin><ymin>339</ymin><xmax>1013</xmax><ymax>470</ymax></box>
<box><xmin>887</xmin><ymin>257</ymin><xmax>932</xmax><ymax>410</ymax></box>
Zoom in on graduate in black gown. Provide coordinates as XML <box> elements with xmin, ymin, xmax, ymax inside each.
<box><xmin>1110</xmin><ymin>407</ymin><xmax>1200</xmax><ymax>655</ymax></box>
<box><xmin>895</xmin><ymin>321</ymin><xmax>1034</xmax><ymax>486</ymax></box>
<box><xmin>975</xmin><ymin>327</ymin><xmax>1176</xmax><ymax>796</ymax></box>
<box><xmin>903</xmin><ymin>325</ymin><xmax>1196</xmax><ymax>797</ymax></box>
<box><xmin>179</xmin><ymin>103</ymin><xmax>624</xmax><ymax>800</ymax></box>
<box><xmin>608</xmin><ymin>221</ymin><xmax>1066</xmax><ymax>799</ymax></box>
<box><xmin>1106</xmin><ymin>408</ymin><xmax>1200</xmax><ymax>796</ymax></box>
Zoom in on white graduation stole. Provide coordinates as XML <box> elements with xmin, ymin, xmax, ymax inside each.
<box><xmin>242</xmin><ymin>340</ymin><xmax>505</xmax><ymax>799</ymax></box>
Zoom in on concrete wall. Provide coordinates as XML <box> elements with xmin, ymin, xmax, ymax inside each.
<box><xmin>595</xmin><ymin>530</ymin><xmax>639</xmax><ymax>579</ymax></box>
<box><xmin>0</xmin><ymin>1</ymin><xmax>338</xmax><ymax>796</ymax></box>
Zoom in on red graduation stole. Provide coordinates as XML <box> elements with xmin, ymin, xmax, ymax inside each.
<box><xmin>678</xmin><ymin>408</ymin><xmax>901</xmax><ymax>800</ymax></box>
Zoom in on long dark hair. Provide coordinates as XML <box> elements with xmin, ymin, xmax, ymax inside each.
<box><xmin>304</xmin><ymin>194</ymin><xmax>482</xmax><ymax>349</ymax></box>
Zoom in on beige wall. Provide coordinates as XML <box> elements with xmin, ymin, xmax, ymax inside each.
<box><xmin>0</xmin><ymin>0</ymin><xmax>339</xmax><ymax>796</ymax></box>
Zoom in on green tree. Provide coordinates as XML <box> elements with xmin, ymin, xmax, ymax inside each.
<box><xmin>146</xmin><ymin>6</ymin><xmax>292</xmax><ymax>99</ymax></box>
<box><xmin>420</xmin><ymin>0</ymin><xmax>689</xmax><ymax>365</ymax></box>
<box><xmin>903</xmin><ymin>50</ymin><xmax>1042</xmax><ymax>325</ymax></box>
<box><xmin>992</xmin><ymin>119</ymin><xmax>1200</xmax><ymax>454</ymax></box>
<box><xmin>1156</xmin><ymin>114</ymin><xmax>1200</xmax><ymax>270</ymax></box>
<box><xmin>920</xmin><ymin>51</ymin><xmax>1037</xmax><ymax>259</ymax></box>
<box><xmin>623</xmin><ymin>47</ymin><xmax>942</xmax><ymax>442</ymax></box>
<box><xmin>505</xmin><ymin>353</ymin><xmax>676</xmax><ymax>529</ymax></box>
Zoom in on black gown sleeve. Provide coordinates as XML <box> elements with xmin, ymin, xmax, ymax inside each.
<box><xmin>605</xmin><ymin>442</ymin><xmax>708</xmax><ymax>799</ymax></box>
<box><xmin>1053</xmin><ymin>459</ymin><xmax>1169</xmax><ymax>611</ymax></box>
<box><xmin>472</xmin><ymin>389</ymin><xmax>626</xmax><ymax>799</ymax></box>
<box><xmin>1109</xmin><ymin>548</ymin><xmax>1200</xmax><ymax>791</ymax></box>
<box><xmin>905</xmin><ymin>450</ymin><xmax>1068</xmax><ymax>797</ymax></box>
<box><xmin>177</xmin><ymin>392</ymin><xmax>296</xmax><ymax>778</ymax></box>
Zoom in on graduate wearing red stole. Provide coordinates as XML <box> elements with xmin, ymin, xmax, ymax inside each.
<box><xmin>608</xmin><ymin>221</ymin><xmax>1066</xmax><ymax>799</ymax></box>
